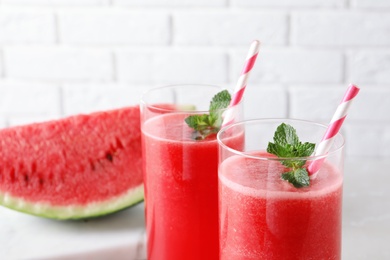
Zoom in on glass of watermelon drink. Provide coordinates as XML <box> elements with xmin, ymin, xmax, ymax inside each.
<box><xmin>217</xmin><ymin>119</ymin><xmax>344</xmax><ymax>260</ymax></box>
<box><xmin>140</xmin><ymin>84</ymin><xmax>244</xmax><ymax>260</ymax></box>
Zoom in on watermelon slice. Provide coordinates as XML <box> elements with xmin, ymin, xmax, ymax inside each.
<box><xmin>0</xmin><ymin>106</ymin><xmax>143</xmax><ymax>219</ymax></box>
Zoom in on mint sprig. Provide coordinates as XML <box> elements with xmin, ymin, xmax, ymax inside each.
<box><xmin>185</xmin><ymin>90</ymin><xmax>231</xmax><ymax>140</ymax></box>
<box><xmin>267</xmin><ymin>123</ymin><xmax>315</xmax><ymax>188</ymax></box>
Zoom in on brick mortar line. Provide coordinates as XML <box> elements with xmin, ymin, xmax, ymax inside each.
<box><xmin>168</xmin><ymin>14</ymin><xmax>173</xmax><ymax>46</ymax></box>
<box><xmin>1</xmin><ymin>7</ymin><xmax>390</xmax><ymax>15</ymax></box>
<box><xmin>285</xmin><ymin>86</ymin><xmax>291</xmax><ymax>118</ymax></box>
<box><xmin>112</xmin><ymin>52</ymin><xmax>117</xmax><ymax>82</ymax></box>
<box><xmin>286</xmin><ymin>12</ymin><xmax>291</xmax><ymax>46</ymax></box>
<box><xmin>0</xmin><ymin>3</ymin><xmax>389</xmax><ymax>10</ymax></box>
<box><xmin>59</xmin><ymin>84</ymin><xmax>65</xmax><ymax>117</ymax></box>
<box><xmin>3</xmin><ymin>6</ymin><xmax>387</xmax><ymax>12</ymax></box>
<box><xmin>341</xmin><ymin>52</ymin><xmax>347</xmax><ymax>84</ymax></box>
<box><xmin>54</xmin><ymin>12</ymin><xmax>60</xmax><ymax>45</ymax></box>
<box><xmin>226</xmin><ymin>0</ymin><xmax>230</xmax><ymax>8</ymax></box>
<box><xmin>226</xmin><ymin>50</ymin><xmax>232</xmax><ymax>83</ymax></box>
<box><xmin>0</xmin><ymin>48</ymin><xmax>4</xmax><ymax>78</ymax></box>
<box><xmin>4</xmin><ymin>45</ymin><xmax>390</xmax><ymax>52</ymax></box>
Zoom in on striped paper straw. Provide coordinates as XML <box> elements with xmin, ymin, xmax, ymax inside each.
<box><xmin>222</xmin><ymin>40</ymin><xmax>261</xmax><ymax>127</ymax></box>
<box><xmin>308</xmin><ymin>84</ymin><xmax>360</xmax><ymax>175</ymax></box>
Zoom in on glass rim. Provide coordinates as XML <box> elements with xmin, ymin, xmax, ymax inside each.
<box><xmin>140</xmin><ymin>84</ymin><xmax>240</xmax><ymax>114</ymax></box>
<box><xmin>217</xmin><ymin>118</ymin><xmax>345</xmax><ymax>161</ymax></box>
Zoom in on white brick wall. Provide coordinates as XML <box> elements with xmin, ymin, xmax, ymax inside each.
<box><xmin>351</xmin><ymin>0</ymin><xmax>390</xmax><ymax>9</ymax></box>
<box><xmin>231</xmin><ymin>0</ymin><xmax>345</xmax><ymax>8</ymax></box>
<box><xmin>2</xmin><ymin>0</ymin><xmax>110</xmax><ymax>5</ymax></box>
<box><xmin>232</xmin><ymin>49</ymin><xmax>343</xmax><ymax>83</ymax></box>
<box><xmin>289</xmin><ymin>85</ymin><xmax>344</xmax><ymax>122</ymax></box>
<box><xmin>0</xmin><ymin>2</ymin><xmax>388</xmax><ymax>159</ymax></box>
<box><xmin>243</xmin><ymin>85</ymin><xmax>287</xmax><ymax>119</ymax></box>
<box><xmin>0</xmin><ymin>11</ymin><xmax>55</xmax><ymax>44</ymax></box>
<box><xmin>174</xmin><ymin>12</ymin><xmax>287</xmax><ymax>46</ymax></box>
<box><xmin>0</xmin><ymin>51</ymin><xmax>3</xmax><ymax>77</ymax></box>
<box><xmin>0</xmin><ymin>118</ymin><xmax>6</xmax><ymax>129</ymax></box>
<box><xmin>344</xmin><ymin>123</ymin><xmax>390</xmax><ymax>158</ymax></box>
<box><xmin>0</xmin><ymin>80</ymin><xmax>61</xmax><ymax>118</ymax></box>
<box><xmin>59</xmin><ymin>11</ymin><xmax>170</xmax><ymax>45</ymax></box>
<box><xmin>114</xmin><ymin>0</ymin><xmax>226</xmax><ymax>7</ymax></box>
<box><xmin>62</xmin><ymin>83</ymin><xmax>152</xmax><ymax>115</ymax></box>
<box><xmin>116</xmin><ymin>50</ymin><xmax>228</xmax><ymax>84</ymax></box>
<box><xmin>4</xmin><ymin>47</ymin><xmax>113</xmax><ymax>81</ymax></box>
<box><xmin>291</xmin><ymin>12</ymin><xmax>390</xmax><ymax>46</ymax></box>
<box><xmin>347</xmin><ymin>51</ymin><xmax>390</xmax><ymax>84</ymax></box>
<box><xmin>289</xmin><ymin>85</ymin><xmax>390</xmax><ymax>122</ymax></box>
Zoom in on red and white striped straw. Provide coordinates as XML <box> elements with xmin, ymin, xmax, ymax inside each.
<box><xmin>308</xmin><ymin>84</ymin><xmax>360</xmax><ymax>175</ymax></box>
<box><xmin>222</xmin><ymin>40</ymin><xmax>261</xmax><ymax>127</ymax></box>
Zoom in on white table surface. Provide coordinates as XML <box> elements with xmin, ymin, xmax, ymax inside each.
<box><xmin>1</xmin><ymin>158</ymin><xmax>389</xmax><ymax>260</ymax></box>
<box><xmin>0</xmin><ymin>203</ymin><xmax>147</xmax><ymax>260</ymax></box>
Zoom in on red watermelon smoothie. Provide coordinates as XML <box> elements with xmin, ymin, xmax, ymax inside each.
<box><xmin>141</xmin><ymin>85</ymin><xmax>243</xmax><ymax>260</ymax></box>
<box><xmin>217</xmin><ymin>119</ymin><xmax>345</xmax><ymax>260</ymax></box>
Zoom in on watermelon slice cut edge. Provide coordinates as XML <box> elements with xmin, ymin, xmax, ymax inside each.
<box><xmin>0</xmin><ymin>185</ymin><xmax>144</xmax><ymax>219</ymax></box>
<box><xmin>0</xmin><ymin>106</ymin><xmax>144</xmax><ymax>219</ymax></box>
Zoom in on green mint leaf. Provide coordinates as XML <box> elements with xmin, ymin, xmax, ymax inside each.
<box><xmin>209</xmin><ymin>90</ymin><xmax>231</xmax><ymax>112</ymax></box>
<box><xmin>185</xmin><ymin>114</ymin><xmax>211</xmax><ymax>131</ymax></box>
<box><xmin>273</xmin><ymin>123</ymin><xmax>300</xmax><ymax>147</ymax></box>
<box><xmin>267</xmin><ymin>123</ymin><xmax>315</xmax><ymax>188</ymax></box>
<box><xmin>208</xmin><ymin>112</ymin><xmax>219</xmax><ymax>128</ymax></box>
<box><xmin>267</xmin><ymin>142</ymin><xmax>293</xmax><ymax>159</ymax></box>
<box><xmin>296</xmin><ymin>142</ymin><xmax>315</xmax><ymax>157</ymax></box>
<box><xmin>281</xmin><ymin>168</ymin><xmax>310</xmax><ymax>188</ymax></box>
<box><xmin>185</xmin><ymin>90</ymin><xmax>231</xmax><ymax>140</ymax></box>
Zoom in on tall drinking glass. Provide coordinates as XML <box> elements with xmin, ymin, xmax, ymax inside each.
<box><xmin>141</xmin><ymin>84</ymin><xmax>243</xmax><ymax>260</ymax></box>
<box><xmin>218</xmin><ymin>119</ymin><xmax>344</xmax><ymax>260</ymax></box>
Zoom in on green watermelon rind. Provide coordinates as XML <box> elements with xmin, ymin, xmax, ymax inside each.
<box><xmin>0</xmin><ymin>184</ymin><xmax>144</xmax><ymax>220</ymax></box>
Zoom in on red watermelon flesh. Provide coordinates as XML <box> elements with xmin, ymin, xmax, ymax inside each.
<box><xmin>0</xmin><ymin>106</ymin><xmax>143</xmax><ymax>219</ymax></box>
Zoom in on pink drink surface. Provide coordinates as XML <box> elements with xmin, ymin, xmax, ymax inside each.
<box><xmin>219</xmin><ymin>152</ymin><xmax>343</xmax><ymax>260</ymax></box>
<box><xmin>142</xmin><ymin>113</ymin><xmax>243</xmax><ymax>260</ymax></box>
